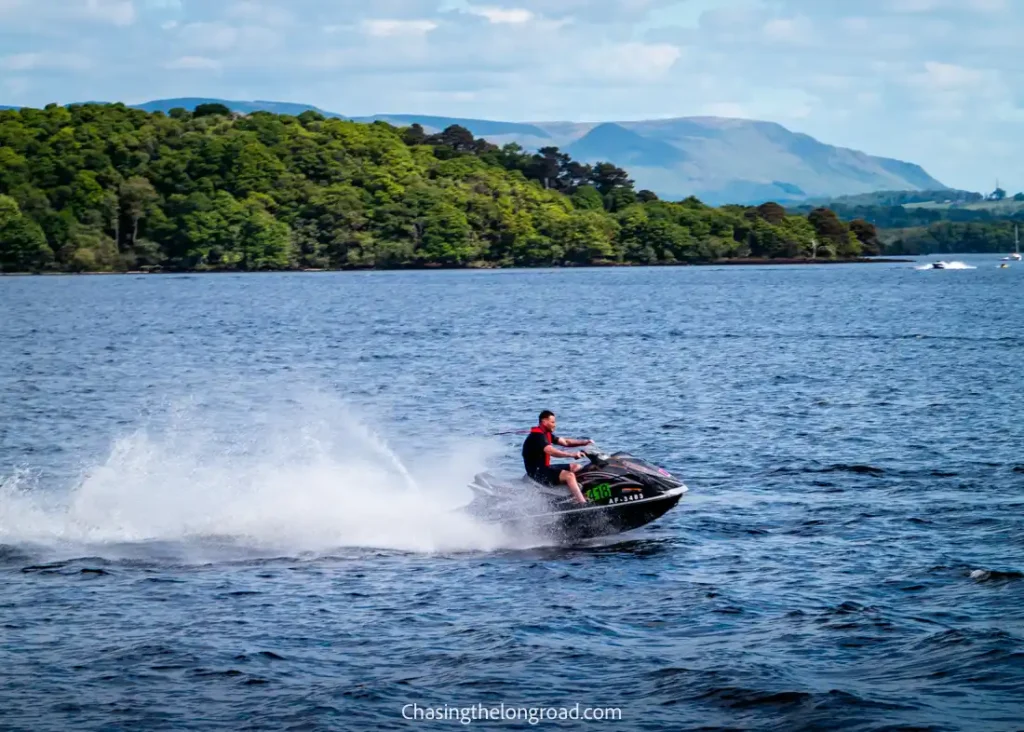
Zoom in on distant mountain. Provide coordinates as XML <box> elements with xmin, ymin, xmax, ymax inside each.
<box><xmin>357</xmin><ymin>112</ymin><xmax>946</xmax><ymax>205</ymax></box>
<box><xmin>564</xmin><ymin>123</ymin><xmax>688</xmax><ymax>169</ymax></box>
<box><xmin>133</xmin><ymin>98</ymin><xmax>346</xmax><ymax>118</ymax></box>
<box><xmin>353</xmin><ymin>114</ymin><xmax>551</xmax><ymax>140</ymax></box>
<box><xmin>6</xmin><ymin>97</ymin><xmax>946</xmax><ymax>205</ymax></box>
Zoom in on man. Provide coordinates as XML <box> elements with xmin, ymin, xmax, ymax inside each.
<box><xmin>522</xmin><ymin>410</ymin><xmax>594</xmax><ymax>505</ymax></box>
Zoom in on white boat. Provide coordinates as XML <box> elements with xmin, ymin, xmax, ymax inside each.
<box><xmin>1003</xmin><ymin>225</ymin><xmax>1021</xmax><ymax>261</ymax></box>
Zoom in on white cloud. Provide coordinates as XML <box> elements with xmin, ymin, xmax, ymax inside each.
<box><xmin>892</xmin><ymin>0</ymin><xmax>1006</xmax><ymax>11</ymax></box>
<box><xmin>841</xmin><ymin>16</ymin><xmax>870</xmax><ymax>32</ymax></box>
<box><xmin>181</xmin><ymin>22</ymin><xmax>240</xmax><ymax>51</ymax></box>
<box><xmin>226</xmin><ymin>0</ymin><xmax>294</xmax><ymax>26</ymax></box>
<box><xmin>0</xmin><ymin>53</ymin><xmax>43</xmax><ymax>71</ymax></box>
<box><xmin>177</xmin><ymin>21</ymin><xmax>280</xmax><ymax>54</ymax></box>
<box><xmin>570</xmin><ymin>41</ymin><xmax>681</xmax><ymax>84</ymax></box>
<box><xmin>701</xmin><ymin>101</ymin><xmax>749</xmax><ymax>118</ymax></box>
<box><xmin>892</xmin><ymin>0</ymin><xmax>941</xmax><ymax>12</ymax></box>
<box><xmin>164</xmin><ymin>55</ymin><xmax>222</xmax><ymax>70</ymax></box>
<box><xmin>2</xmin><ymin>76</ymin><xmax>30</xmax><ymax>96</ymax></box>
<box><xmin>602</xmin><ymin>42</ymin><xmax>681</xmax><ymax>78</ymax></box>
<box><xmin>85</xmin><ymin>0</ymin><xmax>136</xmax><ymax>26</ymax></box>
<box><xmin>968</xmin><ymin>0</ymin><xmax>1007</xmax><ymax>11</ymax></box>
<box><xmin>917</xmin><ymin>61</ymin><xmax>985</xmax><ymax>90</ymax></box>
<box><xmin>466</xmin><ymin>5</ymin><xmax>534</xmax><ymax>24</ymax></box>
<box><xmin>0</xmin><ymin>52</ymin><xmax>92</xmax><ymax>71</ymax></box>
<box><xmin>807</xmin><ymin>73</ymin><xmax>855</xmax><ymax>91</ymax></box>
<box><xmin>763</xmin><ymin>16</ymin><xmax>814</xmax><ymax>44</ymax></box>
<box><xmin>361</xmin><ymin>19</ymin><xmax>439</xmax><ymax>37</ymax></box>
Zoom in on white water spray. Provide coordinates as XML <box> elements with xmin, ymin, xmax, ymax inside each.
<box><xmin>915</xmin><ymin>261</ymin><xmax>976</xmax><ymax>270</ymax></box>
<box><xmin>0</xmin><ymin>395</ymin><xmax>515</xmax><ymax>558</ymax></box>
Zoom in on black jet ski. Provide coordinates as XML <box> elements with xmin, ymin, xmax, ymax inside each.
<box><xmin>465</xmin><ymin>449</ymin><xmax>687</xmax><ymax>542</ymax></box>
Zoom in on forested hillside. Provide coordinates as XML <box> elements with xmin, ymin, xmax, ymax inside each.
<box><xmin>0</xmin><ymin>103</ymin><xmax>878</xmax><ymax>272</ymax></box>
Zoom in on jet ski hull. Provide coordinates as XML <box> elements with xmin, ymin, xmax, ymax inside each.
<box><xmin>504</xmin><ymin>487</ymin><xmax>686</xmax><ymax>542</ymax></box>
<box><xmin>464</xmin><ymin>451</ymin><xmax>688</xmax><ymax>543</ymax></box>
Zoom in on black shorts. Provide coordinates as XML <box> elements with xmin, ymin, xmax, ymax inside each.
<box><xmin>530</xmin><ymin>464</ymin><xmax>570</xmax><ymax>486</ymax></box>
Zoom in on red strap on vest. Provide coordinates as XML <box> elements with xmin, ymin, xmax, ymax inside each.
<box><xmin>531</xmin><ymin>426</ymin><xmax>552</xmax><ymax>466</ymax></box>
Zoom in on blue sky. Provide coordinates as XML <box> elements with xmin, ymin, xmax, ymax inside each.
<box><xmin>1</xmin><ymin>0</ymin><xmax>1021</xmax><ymax>193</ymax></box>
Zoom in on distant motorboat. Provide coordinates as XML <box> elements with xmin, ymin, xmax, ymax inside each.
<box><xmin>919</xmin><ymin>260</ymin><xmax>975</xmax><ymax>270</ymax></box>
<box><xmin>921</xmin><ymin>259</ymin><xmax>974</xmax><ymax>270</ymax></box>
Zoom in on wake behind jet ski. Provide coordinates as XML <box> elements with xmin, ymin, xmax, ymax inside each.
<box><xmin>465</xmin><ymin>449</ymin><xmax>687</xmax><ymax>543</ymax></box>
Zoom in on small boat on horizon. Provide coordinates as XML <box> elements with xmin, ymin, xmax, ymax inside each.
<box><xmin>1002</xmin><ymin>224</ymin><xmax>1021</xmax><ymax>261</ymax></box>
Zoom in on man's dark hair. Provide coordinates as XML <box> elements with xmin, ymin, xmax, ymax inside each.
<box><xmin>539</xmin><ymin>410</ymin><xmax>555</xmax><ymax>422</ymax></box>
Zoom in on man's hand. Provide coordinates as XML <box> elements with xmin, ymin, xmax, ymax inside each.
<box><xmin>584</xmin><ymin>438</ymin><xmax>595</xmax><ymax>446</ymax></box>
<box><xmin>574</xmin><ymin>451</ymin><xmax>586</xmax><ymax>460</ymax></box>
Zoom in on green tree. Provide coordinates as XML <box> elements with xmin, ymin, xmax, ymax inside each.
<box><xmin>754</xmin><ymin>201</ymin><xmax>787</xmax><ymax>225</ymax></box>
<box><xmin>571</xmin><ymin>185</ymin><xmax>604</xmax><ymax>211</ymax></box>
<box><xmin>420</xmin><ymin>203</ymin><xmax>475</xmax><ymax>265</ymax></box>
<box><xmin>65</xmin><ymin>224</ymin><xmax>118</xmax><ymax>271</ymax></box>
<box><xmin>848</xmin><ymin>218</ymin><xmax>880</xmax><ymax>256</ymax></box>
<box><xmin>590</xmin><ymin>162</ymin><xmax>633</xmax><ymax>197</ymax></box>
<box><xmin>559</xmin><ymin>210</ymin><xmax>619</xmax><ymax>264</ymax></box>
<box><xmin>119</xmin><ymin>176</ymin><xmax>159</xmax><ymax>250</ymax></box>
<box><xmin>239</xmin><ymin>198</ymin><xmax>293</xmax><ymax>270</ymax></box>
<box><xmin>230</xmin><ymin>141</ymin><xmax>286</xmax><ymax>197</ymax></box>
<box><xmin>0</xmin><ymin>195</ymin><xmax>53</xmax><ymax>271</ymax></box>
<box><xmin>808</xmin><ymin>207</ymin><xmax>850</xmax><ymax>258</ymax></box>
<box><xmin>293</xmin><ymin>184</ymin><xmax>371</xmax><ymax>268</ymax></box>
<box><xmin>194</xmin><ymin>103</ymin><xmax>232</xmax><ymax>118</ymax></box>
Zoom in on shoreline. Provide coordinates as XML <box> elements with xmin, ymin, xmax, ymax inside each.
<box><xmin>0</xmin><ymin>258</ymin><xmax>912</xmax><ymax>277</ymax></box>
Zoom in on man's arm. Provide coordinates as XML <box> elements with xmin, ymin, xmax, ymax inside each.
<box><xmin>545</xmin><ymin>445</ymin><xmax>585</xmax><ymax>460</ymax></box>
<box><xmin>555</xmin><ymin>436</ymin><xmax>594</xmax><ymax>448</ymax></box>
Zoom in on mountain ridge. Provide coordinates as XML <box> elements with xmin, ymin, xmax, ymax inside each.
<box><xmin>0</xmin><ymin>98</ymin><xmax>946</xmax><ymax>205</ymax></box>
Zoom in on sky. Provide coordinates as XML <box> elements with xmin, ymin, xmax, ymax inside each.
<box><xmin>0</xmin><ymin>0</ymin><xmax>1021</xmax><ymax>193</ymax></box>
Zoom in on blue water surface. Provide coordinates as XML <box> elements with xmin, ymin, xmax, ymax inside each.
<box><xmin>1</xmin><ymin>254</ymin><xmax>1022</xmax><ymax>731</ymax></box>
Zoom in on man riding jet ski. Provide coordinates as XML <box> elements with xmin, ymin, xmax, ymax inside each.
<box><xmin>521</xmin><ymin>410</ymin><xmax>593</xmax><ymax>504</ymax></box>
<box><xmin>465</xmin><ymin>410</ymin><xmax>687</xmax><ymax>542</ymax></box>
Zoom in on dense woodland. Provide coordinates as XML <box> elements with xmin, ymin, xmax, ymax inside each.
<box><xmin>0</xmin><ymin>103</ymin><xmax>880</xmax><ymax>273</ymax></box>
<box><xmin>884</xmin><ymin>221</ymin><xmax>1022</xmax><ymax>255</ymax></box>
<box><xmin>792</xmin><ymin>189</ymin><xmax>1024</xmax><ymax>255</ymax></box>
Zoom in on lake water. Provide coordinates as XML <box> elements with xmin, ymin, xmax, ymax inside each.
<box><xmin>1</xmin><ymin>254</ymin><xmax>1022</xmax><ymax>731</ymax></box>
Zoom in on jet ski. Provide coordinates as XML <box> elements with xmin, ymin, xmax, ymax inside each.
<box><xmin>930</xmin><ymin>261</ymin><xmax>947</xmax><ymax>269</ymax></box>
<box><xmin>464</xmin><ymin>449</ymin><xmax>687</xmax><ymax>542</ymax></box>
